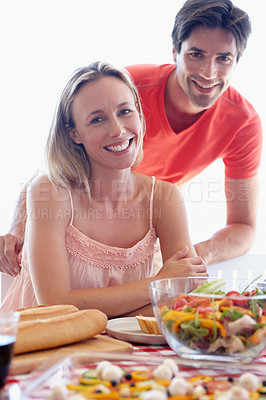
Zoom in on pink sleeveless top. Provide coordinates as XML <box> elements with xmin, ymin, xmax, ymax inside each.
<box><xmin>1</xmin><ymin>178</ymin><xmax>158</xmax><ymax>310</ymax></box>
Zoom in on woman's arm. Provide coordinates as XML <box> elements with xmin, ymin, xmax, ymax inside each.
<box><xmin>154</xmin><ymin>180</ymin><xmax>207</xmax><ymax>276</ymax></box>
<box><xmin>26</xmin><ymin>176</ymin><xmax>157</xmax><ymax>318</ymax></box>
<box><xmin>122</xmin><ymin>181</ymin><xmax>208</xmax><ymax>317</ymax></box>
<box><xmin>27</xmin><ymin>177</ymin><xmax>206</xmax><ymax>319</ymax></box>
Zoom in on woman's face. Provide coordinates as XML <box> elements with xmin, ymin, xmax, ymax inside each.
<box><xmin>69</xmin><ymin>76</ymin><xmax>142</xmax><ymax>173</ymax></box>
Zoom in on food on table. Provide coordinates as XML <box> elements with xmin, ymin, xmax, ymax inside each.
<box><xmin>159</xmin><ymin>279</ymin><xmax>266</xmax><ymax>354</ymax></box>
<box><xmin>48</xmin><ymin>358</ymin><xmax>265</xmax><ymax>399</ymax></box>
<box><xmin>14</xmin><ymin>307</ymin><xmax>107</xmax><ymax>354</ymax></box>
<box><xmin>17</xmin><ymin>304</ymin><xmax>79</xmax><ymax>322</ymax></box>
<box><xmin>191</xmin><ymin>278</ymin><xmax>226</xmax><ymax>294</ymax></box>
<box><xmin>136</xmin><ymin>315</ymin><xmax>162</xmax><ymax>335</ymax></box>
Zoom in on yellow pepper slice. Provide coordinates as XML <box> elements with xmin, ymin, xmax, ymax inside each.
<box><xmin>250</xmin><ymin>392</ymin><xmax>260</xmax><ymax>400</ymax></box>
<box><xmin>248</xmin><ymin>326</ymin><xmax>266</xmax><ymax>345</ymax></box>
<box><xmin>163</xmin><ymin>311</ymin><xmax>203</xmax><ymax>322</ymax></box>
<box><xmin>199</xmin><ymin>319</ymin><xmax>227</xmax><ymax>337</ymax></box>
<box><xmin>81</xmin><ymin>391</ymin><xmax>120</xmax><ymax>399</ymax></box>
<box><xmin>131</xmin><ymin>370</ymin><xmax>152</xmax><ymax>381</ymax></box>
<box><xmin>188</xmin><ymin>375</ymin><xmax>213</xmax><ymax>384</ymax></box>
<box><xmin>79</xmin><ymin>378</ymin><xmax>112</xmax><ymax>387</ymax></box>
<box><xmin>67</xmin><ymin>384</ymin><xmax>95</xmax><ymax>391</ymax></box>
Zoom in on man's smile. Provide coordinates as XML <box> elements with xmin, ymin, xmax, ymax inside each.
<box><xmin>192</xmin><ymin>79</ymin><xmax>220</xmax><ymax>91</ymax></box>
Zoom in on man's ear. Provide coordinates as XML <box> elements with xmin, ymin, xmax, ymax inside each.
<box><xmin>172</xmin><ymin>46</ymin><xmax>177</xmax><ymax>63</ymax></box>
<box><xmin>66</xmin><ymin>124</ymin><xmax>82</xmax><ymax>144</ymax></box>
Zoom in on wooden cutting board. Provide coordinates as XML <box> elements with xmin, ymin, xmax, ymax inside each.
<box><xmin>10</xmin><ymin>334</ymin><xmax>132</xmax><ymax>375</ymax></box>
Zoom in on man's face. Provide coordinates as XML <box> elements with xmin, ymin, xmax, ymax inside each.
<box><xmin>173</xmin><ymin>25</ymin><xmax>238</xmax><ymax>110</ymax></box>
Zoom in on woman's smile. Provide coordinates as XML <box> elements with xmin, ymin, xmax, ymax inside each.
<box><xmin>104</xmin><ymin>138</ymin><xmax>133</xmax><ymax>153</ymax></box>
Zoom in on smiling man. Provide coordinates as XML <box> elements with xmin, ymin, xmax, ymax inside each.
<box><xmin>126</xmin><ymin>0</ymin><xmax>262</xmax><ymax>266</ymax></box>
<box><xmin>0</xmin><ymin>0</ymin><xmax>263</xmax><ymax>275</ymax></box>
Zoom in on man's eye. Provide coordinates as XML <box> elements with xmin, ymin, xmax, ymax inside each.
<box><xmin>218</xmin><ymin>56</ymin><xmax>231</xmax><ymax>62</ymax></box>
<box><xmin>190</xmin><ymin>52</ymin><xmax>202</xmax><ymax>58</ymax></box>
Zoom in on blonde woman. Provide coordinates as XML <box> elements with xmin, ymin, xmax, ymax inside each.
<box><xmin>1</xmin><ymin>62</ymin><xmax>207</xmax><ymax>317</ymax></box>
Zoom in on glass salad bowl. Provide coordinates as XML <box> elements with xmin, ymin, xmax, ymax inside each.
<box><xmin>149</xmin><ymin>277</ymin><xmax>266</xmax><ymax>363</ymax></box>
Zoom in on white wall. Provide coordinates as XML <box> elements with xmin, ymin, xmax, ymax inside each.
<box><xmin>0</xmin><ymin>0</ymin><xmax>265</xmax><ymax>256</ymax></box>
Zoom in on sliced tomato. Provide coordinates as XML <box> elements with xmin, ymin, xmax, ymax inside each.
<box><xmin>170</xmin><ymin>297</ymin><xmax>188</xmax><ymax>310</ymax></box>
<box><xmin>205</xmin><ymin>380</ymin><xmax>233</xmax><ymax>394</ymax></box>
<box><xmin>242</xmin><ymin>289</ymin><xmax>257</xmax><ymax>296</ymax></box>
<box><xmin>225</xmin><ymin>291</ymin><xmax>241</xmax><ymax>296</ymax></box>
<box><xmin>225</xmin><ymin>291</ymin><xmax>249</xmax><ymax>307</ymax></box>
<box><xmin>249</xmin><ymin>289</ymin><xmax>257</xmax><ymax>296</ymax></box>
<box><xmin>186</xmin><ymin>297</ymin><xmax>211</xmax><ymax>308</ymax></box>
<box><xmin>196</xmin><ymin>306</ymin><xmax>214</xmax><ymax>313</ymax></box>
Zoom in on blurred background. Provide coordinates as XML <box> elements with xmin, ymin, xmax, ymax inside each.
<box><xmin>0</xmin><ymin>0</ymin><xmax>265</xmax><ymax>254</ymax></box>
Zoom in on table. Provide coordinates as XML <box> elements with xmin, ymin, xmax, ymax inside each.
<box><xmin>7</xmin><ymin>342</ymin><xmax>265</xmax><ymax>399</ymax></box>
<box><xmin>207</xmin><ymin>253</ymin><xmax>266</xmax><ymax>280</ymax></box>
<box><xmin>2</xmin><ymin>254</ymin><xmax>266</xmax><ymax>397</ymax></box>
<box><xmin>132</xmin><ymin>343</ymin><xmax>266</xmax><ymax>374</ymax></box>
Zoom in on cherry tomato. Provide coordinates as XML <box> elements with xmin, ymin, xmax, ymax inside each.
<box><xmin>170</xmin><ymin>297</ymin><xmax>188</xmax><ymax>310</ymax></box>
<box><xmin>225</xmin><ymin>291</ymin><xmax>249</xmax><ymax>307</ymax></box>
<box><xmin>226</xmin><ymin>291</ymin><xmax>241</xmax><ymax>296</ymax></box>
<box><xmin>242</xmin><ymin>289</ymin><xmax>256</xmax><ymax>296</ymax></box>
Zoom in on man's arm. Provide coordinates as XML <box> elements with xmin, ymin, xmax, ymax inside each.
<box><xmin>194</xmin><ymin>175</ymin><xmax>258</xmax><ymax>265</ymax></box>
<box><xmin>0</xmin><ymin>182</ymin><xmax>29</xmax><ymax>276</ymax></box>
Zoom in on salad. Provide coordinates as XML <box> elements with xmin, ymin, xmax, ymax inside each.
<box><xmin>160</xmin><ymin>279</ymin><xmax>266</xmax><ymax>354</ymax></box>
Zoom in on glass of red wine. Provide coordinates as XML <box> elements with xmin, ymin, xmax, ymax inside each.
<box><xmin>0</xmin><ymin>311</ymin><xmax>20</xmax><ymax>391</ymax></box>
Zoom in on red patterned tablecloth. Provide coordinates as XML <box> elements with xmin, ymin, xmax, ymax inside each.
<box><xmin>132</xmin><ymin>343</ymin><xmax>266</xmax><ymax>363</ymax></box>
<box><xmin>131</xmin><ymin>343</ymin><xmax>266</xmax><ymax>378</ymax></box>
<box><xmin>3</xmin><ymin>342</ymin><xmax>266</xmax><ymax>398</ymax></box>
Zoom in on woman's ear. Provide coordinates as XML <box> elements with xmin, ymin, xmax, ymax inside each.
<box><xmin>65</xmin><ymin>124</ymin><xmax>82</xmax><ymax>144</ymax></box>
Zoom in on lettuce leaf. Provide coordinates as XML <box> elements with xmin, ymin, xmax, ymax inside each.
<box><xmin>191</xmin><ymin>279</ymin><xmax>226</xmax><ymax>294</ymax></box>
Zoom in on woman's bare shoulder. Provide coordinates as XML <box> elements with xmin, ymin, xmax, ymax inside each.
<box><xmin>154</xmin><ymin>179</ymin><xmax>182</xmax><ymax>202</ymax></box>
<box><xmin>27</xmin><ymin>174</ymin><xmax>70</xmax><ymax>203</ymax></box>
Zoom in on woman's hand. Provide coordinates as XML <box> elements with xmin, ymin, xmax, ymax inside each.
<box><xmin>157</xmin><ymin>246</ymin><xmax>208</xmax><ymax>278</ymax></box>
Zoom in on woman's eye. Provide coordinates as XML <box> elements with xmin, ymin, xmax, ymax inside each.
<box><xmin>91</xmin><ymin>117</ymin><xmax>103</xmax><ymax>124</ymax></box>
<box><xmin>120</xmin><ymin>109</ymin><xmax>132</xmax><ymax>116</ymax></box>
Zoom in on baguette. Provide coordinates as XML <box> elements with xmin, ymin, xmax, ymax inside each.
<box><xmin>17</xmin><ymin>304</ymin><xmax>79</xmax><ymax>322</ymax></box>
<box><xmin>14</xmin><ymin>309</ymin><xmax>107</xmax><ymax>354</ymax></box>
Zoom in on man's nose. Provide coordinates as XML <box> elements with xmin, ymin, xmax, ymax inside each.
<box><xmin>199</xmin><ymin>59</ymin><xmax>217</xmax><ymax>80</ymax></box>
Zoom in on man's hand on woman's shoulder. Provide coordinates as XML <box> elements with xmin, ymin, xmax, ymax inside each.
<box><xmin>0</xmin><ymin>233</ymin><xmax>23</xmax><ymax>276</ymax></box>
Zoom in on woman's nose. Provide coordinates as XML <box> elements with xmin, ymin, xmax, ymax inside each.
<box><xmin>108</xmin><ymin>118</ymin><xmax>125</xmax><ymax>137</ymax></box>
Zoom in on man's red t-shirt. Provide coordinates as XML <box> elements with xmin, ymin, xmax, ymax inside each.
<box><xmin>126</xmin><ymin>64</ymin><xmax>263</xmax><ymax>186</ymax></box>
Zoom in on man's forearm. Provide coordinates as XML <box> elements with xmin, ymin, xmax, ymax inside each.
<box><xmin>194</xmin><ymin>223</ymin><xmax>256</xmax><ymax>265</ymax></box>
<box><xmin>8</xmin><ymin>183</ymin><xmax>28</xmax><ymax>241</ymax></box>
<box><xmin>9</xmin><ymin>171</ymin><xmax>39</xmax><ymax>239</ymax></box>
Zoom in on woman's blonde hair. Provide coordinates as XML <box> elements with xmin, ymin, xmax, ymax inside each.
<box><xmin>45</xmin><ymin>61</ymin><xmax>145</xmax><ymax>194</ymax></box>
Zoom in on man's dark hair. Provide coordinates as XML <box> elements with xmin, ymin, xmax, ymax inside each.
<box><xmin>171</xmin><ymin>0</ymin><xmax>251</xmax><ymax>61</ymax></box>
